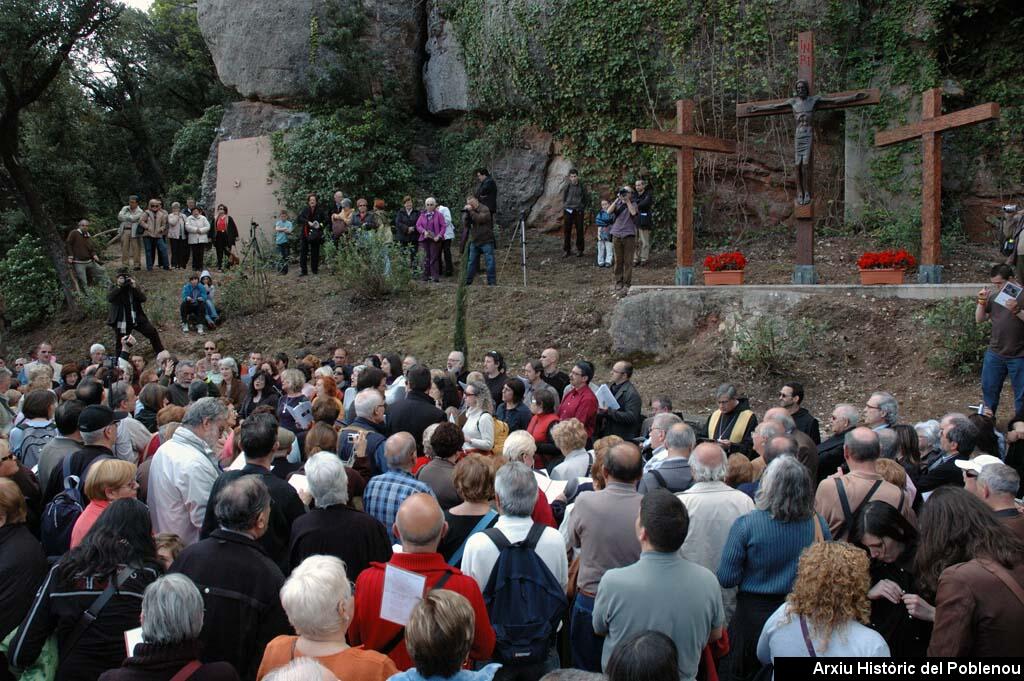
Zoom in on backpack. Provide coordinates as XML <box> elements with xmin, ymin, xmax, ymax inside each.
<box><xmin>1003</xmin><ymin>216</ymin><xmax>1024</xmax><ymax>256</ymax></box>
<box><xmin>491</xmin><ymin>418</ymin><xmax>509</xmax><ymax>457</ymax></box>
<box><xmin>16</xmin><ymin>422</ymin><xmax>56</xmax><ymax>470</ymax></box>
<box><xmin>834</xmin><ymin>477</ymin><xmax>896</xmax><ymax>539</ymax></box>
<box><xmin>481</xmin><ymin>524</ymin><xmax>568</xmax><ymax>665</ymax></box>
<box><xmin>41</xmin><ymin>453</ymin><xmax>110</xmax><ymax>557</ymax></box>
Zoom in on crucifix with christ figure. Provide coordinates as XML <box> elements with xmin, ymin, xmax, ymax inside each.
<box><xmin>632</xmin><ymin>100</ymin><xmax>737</xmax><ymax>285</ymax></box>
<box><xmin>875</xmin><ymin>88</ymin><xmax>999</xmax><ymax>283</ymax></box>
<box><xmin>737</xmin><ymin>31</ymin><xmax>879</xmax><ymax>283</ymax></box>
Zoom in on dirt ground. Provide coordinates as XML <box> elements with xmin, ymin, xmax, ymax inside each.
<box><xmin>3</xmin><ymin>226</ymin><xmax>1012</xmax><ymax>430</ymax></box>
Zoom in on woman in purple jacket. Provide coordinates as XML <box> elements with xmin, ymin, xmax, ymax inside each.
<box><xmin>416</xmin><ymin>197</ymin><xmax>446</xmax><ymax>283</ymax></box>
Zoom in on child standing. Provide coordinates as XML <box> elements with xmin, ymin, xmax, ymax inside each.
<box><xmin>275</xmin><ymin>209</ymin><xmax>294</xmax><ymax>274</ymax></box>
<box><xmin>595</xmin><ymin>199</ymin><xmax>614</xmax><ymax>268</ymax></box>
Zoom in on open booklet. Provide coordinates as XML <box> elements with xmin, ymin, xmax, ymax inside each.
<box><xmin>594</xmin><ymin>383</ymin><xmax>620</xmax><ymax>411</ymax></box>
<box><xmin>994</xmin><ymin>281</ymin><xmax>1023</xmax><ymax>309</ymax></box>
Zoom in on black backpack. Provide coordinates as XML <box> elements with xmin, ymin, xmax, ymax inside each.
<box><xmin>481</xmin><ymin>524</ymin><xmax>567</xmax><ymax>665</ymax></box>
<box><xmin>41</xmin><ymin>453</ymin><xmax>110</xmax><ymax>557</ymax></box>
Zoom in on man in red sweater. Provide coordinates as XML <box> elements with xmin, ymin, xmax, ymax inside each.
<box><xmin>558</xmin><ymin>360</ymin><xmax>599</xmax><ymax>439</ymax></box>
<box><xmin>349</xmin><ymin>493</ymin><xmax>496</xmax><ymax>669</ymax></box>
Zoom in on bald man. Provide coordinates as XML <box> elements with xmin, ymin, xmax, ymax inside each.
<box><xmin>540</xmin><ymin>348</ymin><xmax>569</xmax><ymax>397</ymax></box>
<box><xmin>363</xmin><ymin>433</ymin><xmax>434</xmax><ymax>544</ymax></box>
<box><xmin>349</xmin><ymin>493</ymin><xmax>496</xmax><ymax>670</ymax></box>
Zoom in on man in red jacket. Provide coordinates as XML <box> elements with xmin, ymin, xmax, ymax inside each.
<box><xmin>349</xmin><ymin>493</ymin><xmax>496</xmax><ymax>670</ymax></box>
<box><xmin>558</xmin><ymin>360</ymin><xmax>599</xmax><ymax>439</ymax></box>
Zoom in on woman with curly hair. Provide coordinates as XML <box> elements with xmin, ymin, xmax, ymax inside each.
<box><xmin>240</xmin><ymin>369</ymin><xmax>280</xmax><ymax>420</ymax></box>
<box><xmin>849</xmin><ymin>500</ymin><xmax>931</xmax><ymax>657</ymax></box>
<box><xmin>717</xmin><ymin>456</ymin><xmax>830</xmax><ymax>681</ymax></box>
<box><xmin>916</xmin><ymin>486</ymin><xmax>1024</xmax><ymax>656</ymax></box>
<box><xmin>757</xmin><ymin>541</ymin><xmax>889</xmax><ymax>661</ymax></box>
<box><xmin>461</xmin><ymin>380</ymin><xmax>495</xmax><ymax>455</ymax></box>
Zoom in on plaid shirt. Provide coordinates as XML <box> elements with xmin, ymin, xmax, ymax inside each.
<box><xmin>364</xmin><ymin>470</ymin><xmax>435</xmax><ymax>543</ymax></box>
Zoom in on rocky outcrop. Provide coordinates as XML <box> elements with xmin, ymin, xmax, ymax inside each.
<box><xmin>199</xmin><ymin>102</ymin><xmax>311</xmax><ymax>210</ymax></box>
<box><xmin>197</xmin><ymin>0</ymin><xmax>423</xmax><ymax>106</ymax></box>
<box><xmin>489</xmin><ymin>128</ymin><xmax>553</xmax><ymax>225</ymax></box>
<box><xmin>528</xmin><ymin>155</ymin><xmax>573</xmax><ymax>232</ymax></box>
<box><xmin>424</xmin><ymin>1</ymin><xmax>470</xmax><ymax>116</ymax></box>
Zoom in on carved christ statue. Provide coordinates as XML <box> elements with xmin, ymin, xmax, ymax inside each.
<box><xmin>745</xmin><ymin>80</ymin><xmax>868</xmax><ymax>205</ymax></box>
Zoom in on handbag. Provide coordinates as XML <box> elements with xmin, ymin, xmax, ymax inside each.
<box><xmin>56</xmin><ymin>566</ymin><xmax>134</xmax><ymax>675</ymax></box>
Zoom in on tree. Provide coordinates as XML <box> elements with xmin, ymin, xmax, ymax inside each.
<box><xmin>0</xmin><ymin>0</ymin><xmax>122</xmax><ymax>310</ymax></box>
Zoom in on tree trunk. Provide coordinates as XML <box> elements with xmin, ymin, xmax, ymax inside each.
<box><xmin>0</xmin><ymin>117</ymin><xmax>81</xmax><ymax>313</ymax></box>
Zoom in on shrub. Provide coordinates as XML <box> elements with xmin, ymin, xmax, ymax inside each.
<box><xmin>219</xmin><ymin>272</ymin><xmax>270</xmax><ymax>316</ymax></box>
<box><xmin>322</xmin><ymin>236</ymin><xmax>414</xmax><ymax>300</ymax></box>
<box><xmin>923</xmin><ymin>299</ymin><xmax>989</xmax><ymax>375</ymax></box>
<box><xmin>0</xmin><ymin>235</ymin><xmax>61</xmax><ymax>330</ymax></box>
<box><xmin>729</xmin><ymin>316</ymin><xmax>820</xmax><ymax>375</ymax></box>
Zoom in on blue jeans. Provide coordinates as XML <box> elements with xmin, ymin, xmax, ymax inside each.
<box><xmin>205</xmin><ymin>299</ymin><xmax>219</xmax><ymax>324</ymax></box>
<box><xmin>981</xmin><ymin>349</ymin><xmax>1024</xmax><ymax>416</ymax></box>
<box><xmin>466</xmin><ymin>240</ymin><xmax>496</xmax><ymax>285</ymax></box>
<box><xmin>569</xmin><ymin>593</ymin><xmax>602</xmax><ymax>672</ymax></box>
<box><xmin>144</xmin><ymin>236</ymin><xmax>169</xmax><ymax>270</ymax></box>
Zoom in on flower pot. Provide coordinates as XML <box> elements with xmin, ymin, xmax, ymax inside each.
<box><xmin>858</xmin><ymin>268</ymin><xmax>905</xmax><ymax>285</ymax></box>
<box><xmin>704</xmin><ymin>270</ymin><xmax>745</xmax><ymax>286</ymax></box>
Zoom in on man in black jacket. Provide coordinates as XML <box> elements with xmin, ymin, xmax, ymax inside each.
<box><xmin>172</xmin><ymin>475</ymin><xmax>290</xmax><ymax>681</ymax></box>
<box><xmin>918</xmin><ymin>413</ymin><xmax>978</xmax><ymax>493</ymax></box>
<box><xmin>200</xmin><ymin>413</ymin><xmax>305</xmax><ymax>572</ymax></box>
<box><xmin>632</xmin><ymin>178</ymin><xmax>653</xmax><ymax>266</ymax></box>
<box><xmin>474</xmin><ymin>167</ymin><xmax>498</xmax><ymax>219</ymax></box>
<box><xmin>106</xmin><ymin>270</ymin><xmax>164</xmax><ymax>356</ymax></box>
<box><xmin>387</xmin><ymin>365</ymin><xmax>445</xmax><ymax>456</ymax></box>
<box><xmin>779</xmin><ymin>381</ymin><xmax>821</xmax><ymax>444</ymax></box>
<box><xmin>598</xmin><ymin>361</ymin><xmax>642</xmax><ymax>441</ymax></box>
<box><xmin>562</xmin><ymin>169</ymin><xmax>590</xmax><ymax>258</ymax></box>
<box><xmin>341</xmin><ymin>389</ymin><xmax>390</xmax><ymax>479</ymax></box>
<box><xmin>816</xmin><ymin>403</ymin><xmax>858</xmax><ymax>481</ymax></box>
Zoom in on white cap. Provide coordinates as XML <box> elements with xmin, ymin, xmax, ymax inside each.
<box><xmin>954</xmin><ymin>454</ymin><xmax>1003</xmax><ymax>474</ymax></box>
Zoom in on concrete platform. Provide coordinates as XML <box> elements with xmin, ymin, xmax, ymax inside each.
<box><xmin>610</xmin><ymin>283</ymin><xmax>986</xmax><ymax>356</ymax></box>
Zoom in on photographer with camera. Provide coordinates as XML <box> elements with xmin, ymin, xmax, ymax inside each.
<box><xmin>1002</xmin><ymin>204</ymin><xmax>1024</xmax><ymax>274</ymax></box>
<box><xmin>609</xmin><ymin>186</ymin><xmax>639</xmax><ymax>293</ymax></box>
<box><xmin>298</xmin><ymin>192</ymin><xmax>326</xmax><ymax>276</ymax></box>
<box><xmin>106</xmin><ymin>268</ymin><xmax>164</xmax><ymax>356</ymax></box>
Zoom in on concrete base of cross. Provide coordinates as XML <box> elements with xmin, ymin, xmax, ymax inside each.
<box><xmin>918</xmin><ymin>265</ymin><xmax>943</xmax><ymax>284</ymax></box>
<box><xmin>792</xmin><ymin>265</ymin><xmax>818</xmax><ymax>285</ymax></box>
<box><xmin>675</xmin><ymin>267</ymin><xmax>695</xmax><ymax>286</ymax></box>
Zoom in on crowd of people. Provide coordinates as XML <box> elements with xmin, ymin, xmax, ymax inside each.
<box><xmin>68</xmin><ymin>168</ymin><xmax>657</xmax><ymax>298</ymax></box>
<box><xmin>1</xmin><ymin>305</ymin><xmax>1024</xmax><ymax>681</ymax></box>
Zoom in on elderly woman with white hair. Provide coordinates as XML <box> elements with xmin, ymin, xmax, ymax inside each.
<box><xmin>914</xmin><ymin>420</ymin><xmax>942</xmax><ymax>470</ymax></box>
<box><xmin>288</xmin><ymin>452</ymin><xmax>392</xmax><ymax>578</ymax></box>
<box><xmin>213</xmin><ymin>356</ymin><xmax>244</xmax><ymax>407</ymax></box>
<box><xmin>717</xmin><ymin>456</ymin><xmax>832</xmax><ymax>681</ymax></box>
<box><xmin>502</xmin><ymin>430</ymin><xmax>558</xmax><ymax>527</ymax></box>
<box><xmin>256</xmin><ymin>555</ymin><xmax>398</xmax><ymax>681</ymax></box>
<box><xmin>276</xmin><ymin>369</ymin><xmax>310</xmax><ymax>434</ymax></box>
<box><xmin>98</xmin><ymin>574</ymin><xmax>240</xmax><ymax>681</ymax></box>
<box><xmin>263</xmin><ymin>657</ymin><xmax>339</xmax><ymax>681</ymax></box>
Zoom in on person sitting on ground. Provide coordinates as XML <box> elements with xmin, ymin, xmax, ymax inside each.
<box><xmin>199</xmin><ymin>271</ymin><xmax>220</xmax><ymax>328</ymax></box>
<box><xmin>98</xmin><ymin>573</ymin><xmax>240</xmax><ymax>681</ymax></box>
<box><xmin>757</xmin><ymin>542</ymin><xmax>890</xmax><ymax>662</ymax></box>
<box><xmin>180</xmin><ymin>273</ymin><xmax>208</xmax><ymax>335</ymax></box>
<box><xmin>257</xmin><ymin>555</ymin><xmax>398</xmax><ymax>681</ymax></box>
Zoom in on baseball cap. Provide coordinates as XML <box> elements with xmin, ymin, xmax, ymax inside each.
<box><xmin>79</xmin><ymin>405</ymin><xmax>115</xmax><ymax>433</ymax></box>
<box><xmin>954</xmin><ymin>454</ymin><xmax>1003</xmax><ymax>474</ymax></box>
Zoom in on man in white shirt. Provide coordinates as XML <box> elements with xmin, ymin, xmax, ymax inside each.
<box><xmin>461</xmin><ymin>462</ymin><xmax>568</xmax><ymax>678</ymax></box>
<box><xmin>147</xmin><ymin>397</ymin><xmax>228</xmax><ymax>545</ymax></box>
<box><xmin>677</xmin><ymin>442</ymin><xmax>754</xmax><ymax>623</ymax></box>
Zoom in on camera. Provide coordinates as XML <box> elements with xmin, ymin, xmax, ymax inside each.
<box><xmin>1004</xmin><ymin>205</ymin><xmax>1020</xmax><ymax>213</ymax></box>
<box><xmin>617</xmin><ymin>187</ymin><xmax>630</xmax><ymax>197</ymax></box>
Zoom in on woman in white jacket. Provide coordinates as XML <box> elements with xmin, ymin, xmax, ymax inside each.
<box><xmin>462</xmin><ymin>380</ymin><xmax>495</xmax><ymax>453</ymax></box>
<box><xmin>185</xmin><ymin>205</ymin><xmax>211</xmax><ymax>271</ymax></box>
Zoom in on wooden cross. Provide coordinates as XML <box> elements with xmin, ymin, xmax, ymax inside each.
<box><xmin>736</xmin><ymin>31</ymin><xmax>879</xmax><ymax>283</ymax></box>
<box><xmin>875</xmin><ymin>88</ymin><xmax>999</xmax><ymax>283</ymax></box>
<box><xmin>632</xmin><ymin>100</ymin><xmax>736</xmax><ymax>285</ymax></box>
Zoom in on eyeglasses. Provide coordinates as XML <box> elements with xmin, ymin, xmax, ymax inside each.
<box><xmin>465</xmin><ymin>391</ymin><xmax>477</xmax><ymax>397</ymax></box>
<box><xmin>965</xmin><ymin>470</ymin><xmax>979</xmax><ymax>479</ymax></box>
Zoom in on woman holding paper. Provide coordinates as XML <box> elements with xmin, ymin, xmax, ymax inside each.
<box><xmin>257</xmin><ymin>555</ymin><xmax>398</xmax><ymax>681</ymax></box>
<box><xmin>276</xmin><ymin>369</ymin><xmax>311</xmax><ymax>434</ymax></box>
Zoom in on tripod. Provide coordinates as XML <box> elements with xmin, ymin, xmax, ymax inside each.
<box><xmin>502</xmin><ymin>211</ymin><xmax>527</xmax><ymax>286</ymax></box>
<box><xmin>238</xmin><ymin>218</ymin><xmax>269</xmax><ymax>287</ymax></box>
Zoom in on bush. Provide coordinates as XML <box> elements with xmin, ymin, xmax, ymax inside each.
<box><xmin>219</xmin><ymin>272</ymin><xmax>270</xmax><ymax>316</ymax></box>
<box><xmin>922</xmin><ymin>299</ymin><xmax>989</xmax><ymax>375</ymax></box>
<box><xmin>322</xmin><ymin>236</ymin><xmax>414</xmax><ymax>300</ymax></box>
<box><xmin>0</xmin><ymin>235</ymin><xmax>61</xmax><ymax>330</ymax></box>
<box><xmin>729</xmin><ymin>316</ymin><xmax>820</xmax><ymax>375</ymax></box>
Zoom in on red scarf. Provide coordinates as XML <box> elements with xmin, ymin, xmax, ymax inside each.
<box><xmin>216</xmin><ymin>215</ymin><xmax>227</xmax><ymax>233</ymax></box>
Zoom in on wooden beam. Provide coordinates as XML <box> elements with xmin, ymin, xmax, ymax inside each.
<box><xmin>874</xmin><ymin>102</ymin><xmax>1000</xmax><ymax>147</ymax></box>
<box><xmin>736</xmin><ymin>88</ymin><xmax>881</xmax><ymax>119</ymax></box>
<box><xmin>630</xmin><ymin>128</ymin><xmax>737</xmax><ymax>154</ymax></box>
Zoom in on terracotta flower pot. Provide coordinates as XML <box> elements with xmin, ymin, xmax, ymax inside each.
<box><xmin>858</xmin><ymin>268</ymin><xmax>905</xmax><ymax>285</ymax></box>
<box><xmin>704</xmin><ymin>270</ymin><xmax>745</xmax><ymax>286</ymax></box>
